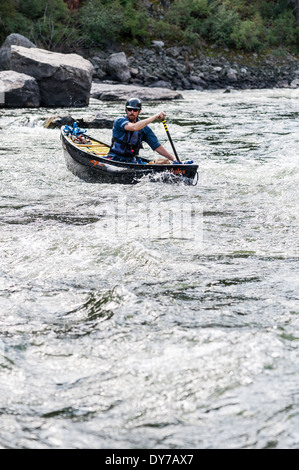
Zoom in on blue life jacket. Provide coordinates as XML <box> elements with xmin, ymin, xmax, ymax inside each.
<box><xmin>110</xmin><ymin>129</ymin><xmax>142</xmax><ymax>158</ymax></box>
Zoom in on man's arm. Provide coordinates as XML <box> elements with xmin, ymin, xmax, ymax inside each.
<box><xmin>124</xmin><ymin>111</ymin><xmax>166</xmax><ymax>132</ymax></box>
<box><xmin>155</xmin><ymin>145</ymin><xmax>175</xmax><ymax>162</ymax></box>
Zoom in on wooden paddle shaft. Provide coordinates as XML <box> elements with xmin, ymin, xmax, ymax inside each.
<box><xmin>162</xmin><ymin>120</ymin><xmax>181</xmax><ymax>163</ymax></box>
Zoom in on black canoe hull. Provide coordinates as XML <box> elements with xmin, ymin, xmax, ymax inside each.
<box><xmin>61</xmin><ymin>127</ymin><xmax>198</xmax><ymax>185</ymax></box>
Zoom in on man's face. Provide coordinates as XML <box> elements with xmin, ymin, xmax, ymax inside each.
<box><xmin>126</xmin><ymin>107</ymin><xmax>141</xmax><ymax>122</ymax></box>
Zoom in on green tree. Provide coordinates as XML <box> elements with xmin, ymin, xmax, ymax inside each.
<box><xmin>0</xmin><ymin>0</ymin><xmax>79</xmax><ymax>50</ymax></box>
<box><xmin>230</xmin><ymin>14</ymin><xmax>265</xmax><ymax>51</ymax></box>
<box><xmin>29</xmin><ymin>0</ymin><xmax>78</xmax><ymax>49</ymax></box>
<box><xmin>79</xmin><ymin>0</ymin><xmax>150</xmax><ymax>46</ymax></box>
<box><xmin>267</xmin><ymin>9</ymin><xmax>298</xmax><ymax>46</ymax></box>
<box><xmin>206</xmin><ymin>3</ymin><xmax>240</xmax><ymax>47</ymax></box>
<box><xmin>0</xmin><ymin>1</ymin><xmax>30</xmax><ymax>44</ymax></box>
<box><xmin>1</xmin><ymin>0</ymin><xmax>298</xmax><ymax>53</ymax></box>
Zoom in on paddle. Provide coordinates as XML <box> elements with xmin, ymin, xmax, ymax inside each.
<box><xmin>162</xmin><ymin>119</ymin><xmax>181</xmax><ymax>163</ymax></box>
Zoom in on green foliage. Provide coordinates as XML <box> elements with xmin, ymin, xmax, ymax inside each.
<box><xmin>0</xmin><ymin>0</ymin><xmax>79</xmax><ymax>49</ymax></box>
<box><xmin>78</xmin><ymin>0</ymin><xmax>124</xmax><ymax>46</ymax></box>
<box><xmin>206</xmin><ymin>4</ymin><xmax>241</xmax><ymax>46</ymax></box>
<box><xmin>150</xmin><ymin>19</ymin><xmax>183</xmax><ymax>44</ymax></box>
<box><xmin>117</xmin><ymin>0</ymin><xmax>150</xmax><ymax>44</ymax></box>
<box><xmin>231</xmin><ymin>14</ymin><xmax>265</xmax><ymax>51</ymax></box>
<box><xmin>18</xmin><ymin>0</ymin><xmax>49</xmax><ymax>20</ymax></box>
<box><xmin>78</xmin><ymin>0</ymin><xmax>150</xmax><ymax>46</ymax></box>
<box><xmin>257</xmin><ymin>0</ymin><xmax>292</xmax><ymax>20</ymax></box>
<box><xmin>30</xmin><ymin>0</ymin><xmax>77</xmax><ymax>49</ymax></box>
<box><xmin>0</xmin><ymin>0</ymin><xmax>298</xmax><ymax>54</ymax></box>
<box><xmin>0</xmin><ymin>1</ymin><xmax>29</xmax><ymax>43</ymax></box>
<box><xmin>165</xmin><ymin>0</ymin><xmax>210</xmax><ymax>29</ymax></box>
<box><xmin>266</xmin><ymin>10</ymin><xmax>298</xmax><ymax>47</ymax></box>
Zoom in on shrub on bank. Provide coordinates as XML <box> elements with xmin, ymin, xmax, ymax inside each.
<box><xmin>0</xmin><ymin>0</ymin><xmax>298</xmax><ymax>54</ymax></box>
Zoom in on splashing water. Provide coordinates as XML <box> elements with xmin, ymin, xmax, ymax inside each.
<box><xmin>0</xmin><ymin>89</ymin><xmax>298</xmax><ymax>449</ymax></box>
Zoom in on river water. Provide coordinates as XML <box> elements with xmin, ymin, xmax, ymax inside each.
<box><xmin>0</xmin><ymin>89</ymin><xmax>298</xmax><ymax>449</ymax></box>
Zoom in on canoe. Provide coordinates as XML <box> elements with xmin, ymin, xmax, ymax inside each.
<box><xmin>60</xmin><ymin>126</ymin><xmax>198</xmax><ymax>185</ymax></box>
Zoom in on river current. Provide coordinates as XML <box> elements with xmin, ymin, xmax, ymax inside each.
<box><xmin>0</xmin><ymin>89</ymin><xmax>298</xmax><ymax>449</ymax></box>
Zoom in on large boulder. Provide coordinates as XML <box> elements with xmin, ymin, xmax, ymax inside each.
<box><xmin>107</xmin><ymin>52</ymin><xmax>131</xmax><ymax>82</ymax></box>
<box><xmin>0</xmin><ymin>33</ymin><xmax>36</xmax><ymax>70</ymax></box>
<box><xmin>0</xmin><ymin>70</ymin><xmax>40</xmax><ymax>107</ymax></box>
<box><xmin>10</xmin><ymin>46</ymin><xmax>94</xmax><ymax>107</ymax></box>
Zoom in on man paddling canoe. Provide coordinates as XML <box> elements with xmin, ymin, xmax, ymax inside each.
<box><xmin>107</xmin><ymin>98</ymin><xmax>175</xmax><ymax>163</ymax></box>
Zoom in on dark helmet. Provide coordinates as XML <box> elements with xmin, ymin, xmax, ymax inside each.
<box><xmin>125</xmin><ymin>97</ymin><xmax>142</xmax><ymax>110</ymax></box>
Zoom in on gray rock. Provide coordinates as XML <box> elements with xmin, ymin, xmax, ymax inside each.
<box><xmin>277</xmin><ymin>79</ymin><xmax>290</xmax><ymax>88</ymax></box>
<box><xmin>10</xmin><ymin>46</ymin><xmax>94</xmax><ymax>107</ymax></box>
<box><xmin>151</xmin><ymin>41</ymin><xmax>165</xmax><ymax>49</ymax></box>
<box><xmin>0</xmin><ymin>33</ymin><xmax>36</xmax><ymax>70</ymax></box>
<box><xmin>43</xmin><ymin>114</ymin><xmax>74</xmax><ymax>128</ymax></box>
<box><xmin>129</xmin><ymin>67</ymin><xmax>139</xmax><ymax>77</ymax></box>
<box><xmin>290</xmin><ymin>78</ymin><xmax>299</xmax><ymax>88</ymax></box>
<box><xmin>227</xmin><ymin>68</ymin><xmax>238</xmax><ymax>81</ymax></box>
<box><xmin>44</xmin><ymin>113</ymin><xmax>113</xmax><ymax>129</ymax></box>
<box><xmin>0</xmin><ymin>70</ymin><xmax>40</xmax><ymax>107</ymax></box>
<box><xmin>90</xmin><ymin>82</ymin><xmax>183</xmax><ymax>101</ymax></box>
<box><xmin>79</xmin><ymin>113</ymin><xmax>114</xmax><ymax>128</ymax></box>
<box><xmin>89</xmin><ymin>55</ymin><xmax>107</xmax><ymax>79</ymax></box>
<box><xmin>89</xmin><ymin>45</ymin><xmax>299</xmax><ymax>92</ymax></box>
<box><xmin>148</xmin><ymin>80</ymin><xmax>171</xmax><ymax>88</ymax></box>
<box><xmin>189</xmin><ymin>75</ymin><xmax>207</xmax><ymax>88</ymax></box>
<box><xmin>181</xmin><ymin>77</ymin><xmax>191</xmax><ymax>89</ymax></box>
<box><xmin>107</xmin><ymin>52</ymin><xmax>131</xmax><ymax>83</ymax></box>
<box><xmin>166</xmin><ymin>47</ymin><xmax>181</xmax><ymax>58</ymax></box>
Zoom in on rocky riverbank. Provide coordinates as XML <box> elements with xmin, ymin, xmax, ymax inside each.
<box><xmin>1</xmin><ymin>34</ymin><xmax>299</xmax><ymax>109</ymax></box>
<box><xmin>89</xmin><ymin>43</ymin><xmax>299</xmax><ymax>91</ymax></box>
